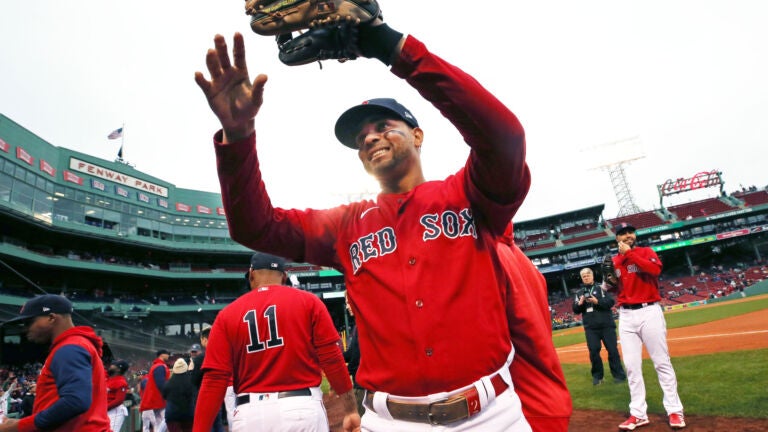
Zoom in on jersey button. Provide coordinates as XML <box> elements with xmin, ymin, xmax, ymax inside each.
<box><xmin>425</xmin><ymin>348</ymin><xmax>433</xmax><ymax>356</ymax></box>
<box><xmin>415</xmin><ymin>299</ymin><xmax>423</xmax><ymax>308</ymax></box>
<box><xmin>408</xmin><ymin>257</ymin><xmax>416</xmax><ymax>265</ymax></box>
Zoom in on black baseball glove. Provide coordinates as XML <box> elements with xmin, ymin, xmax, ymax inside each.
<box><xmin>246</xmin><ymin>0</ymin><xmax>380</xmax><ymax>36</ymax></box>
<box><xmin>277</xmin><ymin>22</ymin><xmax>360</xmax><ymax>66</ymax></box>
<box><xmin>601</xmin><ymin>255</ymin><xmax>618</xmax><ymax>287</ymax></box>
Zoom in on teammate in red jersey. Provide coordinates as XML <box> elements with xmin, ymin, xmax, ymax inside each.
<box><xmin>193</xmin><ymin>253</ymin><xmax>359</xmax><ymax>432</ymax></box>
<box><xmin>106</xmin><ymin>360</ymin><xmax>131</xmax><ymax>432</ymax></box>
<box><xmin>140</xmin><ymin>349</ymin><xmax>170</xmax><ymax>432</ymax></box>
<box><xmin>499</xmin><ymin>224</ymin><xmax>572</xmax><ymax>432</ymax></box>
<box><xmin>0</xmin><ymin>294</ymin><xmax>111</xmax><ymax>432</ymax></box>
<box><xmin>195</xmin><ymin>9</ymin><xmax>544</xmax><ymax>430</ymax></box>
<box><xmin>604</xmin><ymin>222</ymin><xmax>685</xmax><ymax>430</ymax></box>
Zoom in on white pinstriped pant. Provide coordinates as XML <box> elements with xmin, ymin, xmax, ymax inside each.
<box><xmin>108</xmin><ymin>405</ymin><xmax>128</xmax><ymax>432</ymax></box>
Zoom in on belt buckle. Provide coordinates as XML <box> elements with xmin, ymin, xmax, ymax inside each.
<box><xmin>427</xmin><ymin>400</ymin><xmax>443</xmax><ymax>426</ymax></box>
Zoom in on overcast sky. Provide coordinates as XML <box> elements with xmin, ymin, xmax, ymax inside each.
<box><xmin>2</xmin><ymin>1</ymin><xmax>766</xmax><ymax>222</ymax></box>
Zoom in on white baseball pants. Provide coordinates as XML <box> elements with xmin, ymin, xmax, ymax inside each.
<box><xmin>231</xmin><ymin>386</ymin><xmax>328</xmax><ymax>432</ymax></box>
<box><xmin>619</xmin><ymin>304</ymin><xmax>684</xmax><ymax>418</ymax></box>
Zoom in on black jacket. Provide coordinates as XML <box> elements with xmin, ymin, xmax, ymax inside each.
<box><xmin>343</xmin><ymin>325</ymin><xmax>361</xmax><ymax>386</ymax></box>
<box><xmin>190</xmin><ymin>352</ymin><xmax>205</xmax><ymax>389</ymax></box>
<box><xmin>161</xmin><ymin>372</ymin><xmax>196</xmax><ymax>422</ymax></box>
<box><xmin>572</xmin><ymin>283</ymin><xmax>616</xmax><ymax>328</ymax></box>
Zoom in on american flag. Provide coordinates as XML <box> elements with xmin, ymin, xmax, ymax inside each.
<box><xmin>108</xmin><ymin>127</ymin><xmax>123</xmax><ymax>140</ymax></box>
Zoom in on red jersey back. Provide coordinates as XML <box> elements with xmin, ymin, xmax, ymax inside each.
<box><xmin>202</xmin><ymin>285</ymin><xmax>341</xmax><ymax>393</ymax></box>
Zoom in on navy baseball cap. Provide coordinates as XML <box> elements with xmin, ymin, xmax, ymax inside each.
<box><xmin>614</xmin><ymin>222</ymin><xmax>637</xmax><ymax>235</ymax></box>
<box><xmin>2</xmin><ymin>294</ymin><xmax>73</xmax><ymax>326</ymax></box>
<box><xmin>112</xmin><ymin>360</ymin><xmax>130</xmax><ymax>374</ymax></box>
<box><xmin>156</xmin><ymin>349</ymin><xmax>170</xmax><ymax>357</ymax></box>
<box><xmin>335</xmin><ymin>98</ymin><xmax>419</xmax><ymax>149</ymax></box>
<box><xmin>249</xmin><ymin>253</ymin><xmax>286</xmax><ymax>272</ymax></box>
<box><xmin>189</xmin><ymin>343</ymin><xmax>202</xmax><ymax>353</ymax></box>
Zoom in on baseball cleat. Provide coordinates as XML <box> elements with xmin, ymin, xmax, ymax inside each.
<box><xmin>669</xmin><ymin>413</ymin><xmax>686</xmax><ymax>428</ymax></box>
<box><xmin>618</xmin><ymin>415</ymin><xmax>650</xmax><ymax>430</ymax></box>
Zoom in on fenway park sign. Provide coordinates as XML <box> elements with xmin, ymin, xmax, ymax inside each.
<box><xmin>658</xmin><ymin>170</ymin><xmax>722</xmax><ymax>197</ymax></box>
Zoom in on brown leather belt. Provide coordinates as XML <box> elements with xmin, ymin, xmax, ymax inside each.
<box><xmin>236</xmin><ymin>388</ymin><xmax>311</xmax><ymax>406</ymax></box>
<box><xmin>364</xmin><ymin>373</ymin><xmax>508</xmax><ymax>425</ymax></box>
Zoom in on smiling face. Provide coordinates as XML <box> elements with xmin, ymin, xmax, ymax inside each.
<box><xmin>616</xmin><ymin>230</ymin><xmax>637</xmax><ymax>247</ymax></box>
<box><xmin>353</xmin><ymin>115</ymin><xmax>424</xmax><ymax>187</ymax></box>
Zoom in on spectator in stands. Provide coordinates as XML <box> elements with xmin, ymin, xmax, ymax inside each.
<box><xmin>0</xmin><ymin>294</ymin><xmax>110</xmax><ymax>431</ymax></box>
<box><xmin>140</xmin><ymin>349</ymin><xmax>171</xmax><ymax>432</ymax></box>
<box><xmin>20</xmin><ymin>384</ymin><xmax>34</xmax><ymax>418</ymax></box>
<box><xmin>163</xmin><ymin>358</ymin><xmax>196</xmax><ymax>432</ymax></box>
<box><xmin>571</xmin><ymin>268</ymin><xmax>626</xmax><ymax>385</ymax></box>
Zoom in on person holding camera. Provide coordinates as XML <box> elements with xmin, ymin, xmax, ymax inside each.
<box><xmin>572</xmin><ymin>267</ymin><xmax>626</xmax><ymax>386</ymax></box>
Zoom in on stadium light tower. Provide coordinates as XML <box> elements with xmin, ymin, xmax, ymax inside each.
<box><xmin>584</xmin><ymin>136</ymin><xmax>645</xmax><ymax>217</ymax></box>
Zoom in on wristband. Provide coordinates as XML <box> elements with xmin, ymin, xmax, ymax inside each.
<box><xmin>358</xmin><ymin>23</ymin><xmax>404</xmax><ymax>65</ymax></box>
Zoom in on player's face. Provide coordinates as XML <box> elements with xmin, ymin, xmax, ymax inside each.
<box><xmin>25</xmin><ymin>314</ymin><xmax>55</xmax><ymax>344</ymax></box>
<box><xmin>616</xmin><ymin>230</ymin><xmax>636</xmax><ymax>247</ymax></box>
<box><xmin>355</xmin><ymin>117</ymin><xmax>423</xmax><ymax>179</ymax></box>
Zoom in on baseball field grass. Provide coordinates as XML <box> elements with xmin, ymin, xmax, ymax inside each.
<box><xmin>556</xmin><ymin>295</ymin><xmax>768</xmax><ymax>419</ymax></box>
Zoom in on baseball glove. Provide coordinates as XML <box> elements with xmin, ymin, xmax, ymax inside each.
<box><xmin>277</xmin><ymin>22</ymin><xmax>359</xmax><ymax>66</ymax></box>
<box><xmin>246</xmin><ymin>0</ymin><xmax>380</xmax><ymax>36</ymax></box>
<box><xmin>601</xmin><ymin>255</ymin><xmax>618</xmax><ymax>286</ymax></box>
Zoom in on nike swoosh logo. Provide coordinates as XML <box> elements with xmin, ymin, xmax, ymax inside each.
<box><xmin>360</xmin><ymin>207</ymin><xmax>379</xmax><ymax>219</ymax></box>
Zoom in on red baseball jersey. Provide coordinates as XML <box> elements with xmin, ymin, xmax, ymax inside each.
<box><xmin>610</xmin><ymin>246</ymin><xmax>663</xmax><ymax>305</ymax></box>
<box><xmin>106</xmin><ymin>374</ymin><xmax>129</xmax><ymax>410</ymax></box>
<box><xmin>214</xmin><ymin>35</ymin><xmax>530</xmax><ymax>397</ymax></box>
<box><xmin>202</xmin><ymin>284</ymin><xmax>347</xmax><ymax>392</ymax></box>
<box><xmin>499</xmin><ymin>226</ymin><xmax>572</xmax><ymax>431</ymax></box>
<box><xmin>194</xmin><ymin>285</ymin><xmax>351</xmax><ymax>431</ymax></box>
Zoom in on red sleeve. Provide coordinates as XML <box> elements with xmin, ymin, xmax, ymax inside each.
<box><xmin>625</xmin><ymin>247</ymin><xmax>662</xmax><ymax>276</ymax></box>
<box><xmin>17</xmin><ymin>416</ymin><xmax>36</xmax><ymax>432</ymax></box>
<box><xmin>501</xmin><ymin>242</ymin><xmax>571</xmax><ymax>431</ymax></box>
<box><xmin>312</xmin><ymin>296</ymin><xmax>353</xmax><ymax>394</ymax></box>
<box><xmin>392</xmin><ymin>36</ymin><xmax>530</xmax><ymax>225</ymax></box>
<box><xmin>192</xmin><ymin>370</ymin><xmax>229</xmax><ymax>432</ymax></box>
<box><xmin>213</xmin><ymin>132</ymin><xmax>342</xmax><ymax>268</ymax></box>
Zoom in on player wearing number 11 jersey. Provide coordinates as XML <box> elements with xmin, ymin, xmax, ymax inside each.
<box><xmin>193</xmin><ymin>253</ymin><xmax>359</xmax><ymax>432</ymax></box>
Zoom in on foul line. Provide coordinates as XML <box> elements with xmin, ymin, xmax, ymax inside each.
<box><xmin>557</xmin><ymin>329</ymin><xmax>768</xmax><ymax>354</ymax></box>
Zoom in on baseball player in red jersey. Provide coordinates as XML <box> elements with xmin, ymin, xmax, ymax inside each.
<box><xmin>195</xmin><ymin>10</ymin><xmax>535</xmax><ymax>430</ymax></box>
<box><xmin>0</xmin><ymin>294</ymin><xmax>111</xmax><ymax>432</ymax></box>
<box><xmin>193</xmin><ymin>253</ymin><xmax>359</xmax><ymax>432</ymax></box>
<box><xmin>106</xmin><ymin>360</ymin><xmax>131</xmax><ymax>432</ymax></box>
<box><xmin>499</xmin><ymin>224</ymin><xmax>572</xmax><ymax>432</ymax></box>
<box><xmin>140</xmin><ymin>349</ymin><xmax>170</xmax><ymax>432</ymax></box>
<box><xmin>603</xmin><ymin>222</ymin><xmax>686</xmax><ymax>430</ymax></box>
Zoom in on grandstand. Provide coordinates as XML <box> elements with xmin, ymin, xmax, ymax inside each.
<box><xmin>2</xmin><ymin>112</ymin><xmax>768</xmax><ymax>362</ymax></box>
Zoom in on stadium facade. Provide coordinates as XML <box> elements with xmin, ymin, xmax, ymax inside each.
<box><xmin>1</xmin><ymin>113</ymin><xmax>767</xmax><ymax>363</ymax></box>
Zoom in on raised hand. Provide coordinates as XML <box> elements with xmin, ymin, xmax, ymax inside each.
<box><xmin>195</xmin><ymin>32</ymin><xmax>268</xmax><ymax>142</ymax></box>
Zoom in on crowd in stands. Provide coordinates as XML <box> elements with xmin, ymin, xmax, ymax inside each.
<box><xmin>548</xmin><ymin>262</ymin><xmax>767</xmax><ymax>329</ymax></box>
<box><xmin>0</xmin><ymin>363</ymin><xmax>40</xmax><ymax>419</ymax></box>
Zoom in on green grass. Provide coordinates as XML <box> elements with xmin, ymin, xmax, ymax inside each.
<box><xmin>552</xmin><ymin>295</ymin><xmax>768</xmax><ymax>349</ymax></box>
<box><xmin>563</xmin><ymin>349</ymin><xmax>768</xmax><ymax>418</ymax></box>
<box><xmin>664</xmin><ymin>296</ymin><xmax>768</xmax><ymax>328</ymax></box>
<box><xmin>560</xmin><ymin>295</ymin><xmax>768</xmax><ymax>418</ymax></box>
